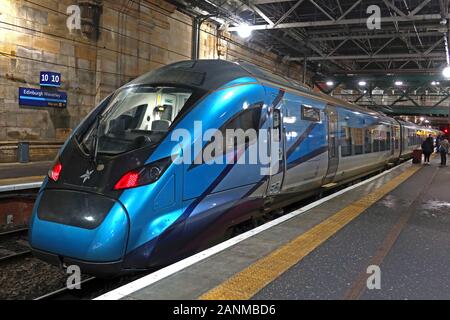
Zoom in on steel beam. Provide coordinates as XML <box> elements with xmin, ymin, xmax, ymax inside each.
<box><xmin>249</xmin><ymin>3</ymin><xmax>274</xmax><ymax>25</ymax></box>
<box><xmin>228</xmin><ymin>14</ymin><xmax>444</xmax><ymax>31</ymax></box>
<box><xmin>336</xmin><ymin>0</ymin><xmax>361</xmax><ymax>22</ymax></box>
<box><xmin>309</xmin><ymin>31</ymin><xmax>443</xmax><ymax>42</ymax></box>
<box><xmin>373</xmin><ymin>37</ymin><xmax>397</xmax><ymax>55</ymax></box>
<box><xmin>308</xmin><ymin>23</ymin><xmax>448</xmax><ymax>35</ymax></box>
<box><xmin>273</xmin><ymin>0</ymin><xmax>306</xmax><ymax>27</ymax></box>
<box><xmin>410</xmin><ymin>0</ymin><xmax>432</xmax><ymax>16</ymax></box>
<box><xmin>288</xmin><ymin>52</ymin><xmax>445</xmax><ymax>61</ymax></box>
<box><xmin>309</xmin><ymin>0</ymin><xmax>335</xmax><ymax>21</ymax></box>
<box><xmin>331</xmin><ymin>68</ymin><xmax>442</xmax><ymax>75</ymax></box>
<box><xmin>253</xmin><ymin>0</ymin><xmax>293</xmax><ymax>3</ymax></box>
<box><xmin>382</xmin><ymin>0</ymin><xmax>406</xmax><ymax>17</ymax></box>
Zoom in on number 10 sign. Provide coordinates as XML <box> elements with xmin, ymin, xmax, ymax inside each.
<box><xmin>40</xmin><ymin>71</ymin><xmax>61</xmax><ymax>87</ymax></box>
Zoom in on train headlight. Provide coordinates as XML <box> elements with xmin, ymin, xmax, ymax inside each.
<box><xmin>114</xmin><ymin>157</ymin><xmax>171</xmax><ymax>190</ymax></box>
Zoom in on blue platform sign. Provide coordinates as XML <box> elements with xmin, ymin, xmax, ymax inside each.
<box><xmin>40</xmin><ymin>71</ymin><xmax>61</xmax><ymax>87</ymax></box>
<box><xmin>19</xmin><ymin>88</ymin><xmax>67</xmax><ymax>108</ymax></box>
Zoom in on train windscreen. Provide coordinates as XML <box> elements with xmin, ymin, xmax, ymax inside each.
<box><xmin>80</xmin><ymin>86</ymin><xmax>194</xmax><ymax>155</ymax></box>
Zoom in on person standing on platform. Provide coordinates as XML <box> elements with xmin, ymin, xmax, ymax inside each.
<box><xmin>439</xmin><ymin>137</ymin><xmax>450</xmax><ymax>166</ymax></box>
<box><xmin>422</xmin><ymin>135</ymin><xmax>434</xmax><ymax>165</ymax></box>
<box><xmin>436</xmin><ymin>134</ymin><xmax>443</xmax><ymax>153</ymax></box>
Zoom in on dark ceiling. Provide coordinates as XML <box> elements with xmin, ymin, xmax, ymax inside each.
<box><xmin>174</xmin><ymin>0</ymin><xmax>450</xmax><ymax>76</ymax></box>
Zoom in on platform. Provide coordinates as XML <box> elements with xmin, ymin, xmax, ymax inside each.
<box><xmin>97</xmin><ymin>157</ymin><xmax>450</xmax><ymax>300</ymax></box>
<box><xmin>0</xmin><ymin>162</ymin><xmax>50</xmax><ymax>192</ymax></box>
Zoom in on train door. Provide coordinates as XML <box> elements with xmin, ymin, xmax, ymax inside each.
<box><xmin>389</xmin><ymin>127</ymin><xmax>394</xmax><ymax>156</ymax></box>
<box><xmin>323</xmin><ymin>105</ymin><xmax>339</xmax><ymax>185</ymax></box>
<box><xmin>265</xmin><ymin>107</ymin><xmax>286</xmax><ymax>196</ymax></box>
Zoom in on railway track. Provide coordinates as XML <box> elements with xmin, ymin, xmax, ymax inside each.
<box><xmin>34</xmin><ymin>273</ymin><xmax>148</xmax><ymax>300</ymax></box>
<box><xmin>0</xmin><ymin>227</ymin><xmax>32</xmax><ymax>264</ymax></box>
<box><xmin>0</xmin><ymin>188</ymin><xmax>38</xmax><ymax>265</ymax></box>
<box><xmin>34</xmin><ymin>277</ymin><xmax>97</xmax><ymax>300</ymax></box>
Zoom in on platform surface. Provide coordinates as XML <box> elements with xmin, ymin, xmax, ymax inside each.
<box><xmin>97</xmin><ymin>157</ymin><xmax>450</xmax><ymax>300</ymax></box>
<box><xmin>0</xmin><ymin>162</ymin><xmax>49</xmax><ymax>192</ymax></box>
<box><xmin>0</xmin><ymin>161</ymin><xmax>51</xmax><ymax>180</ymax></box>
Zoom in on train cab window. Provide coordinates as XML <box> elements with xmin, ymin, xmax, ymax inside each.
<box><xmin>80</xmin><ymin>86</ymin><xmax>196</xmax><ymax>155</ymax></box>
<box><xmin>301</xmin><ymin>105</ymin><xmax>321</xmax><ymax>122</ymax></box>
<box><xmin>341</xmin><ymin>126</ymin><xmax>352</xmax><ymax>157</ymax></box>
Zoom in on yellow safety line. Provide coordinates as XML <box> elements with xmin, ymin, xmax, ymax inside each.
<box><xmin>199</xmin><ymin>165</ymin><xmax>421</xmax><ymax>300</ymax></box>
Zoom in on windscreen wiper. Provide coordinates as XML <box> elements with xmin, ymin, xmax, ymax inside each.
<box><xmin>91</xmin><ymin>114</ymin><xmax>103</xmax><ymax>165</ymax></box>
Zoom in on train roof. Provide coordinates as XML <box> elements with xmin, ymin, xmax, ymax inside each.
<box><xmin>126</xmin><ymin>60</ymin><xmax>441</xmax><ymax>133</ymax></box>
<box><xmin>127</xmin><ymin>59</ymin><xmax>385</xmax><ymax>116</ymax></box>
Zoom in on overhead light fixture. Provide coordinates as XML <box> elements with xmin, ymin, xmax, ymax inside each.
<box><xmin>236</xmin><ymin>23</ymin><xmax>252</xmax><ymax>38</ymax></box>
<box><xmin>443</xmin><ymin>66</ymin><xmax>450</xmax><ymax>78</ymax></box>
<box><xmin>326</xmin><ymin>81</ymin><xmax>334</xmax><ymax>86</ymax></box>
<box><xmin>395</xmin><ymin>80</ymin><xmax>403</xmax><ymax>86</ymax></box>
<box><xmin>358</xmin><ymin>81</ymin><xmax>367</xmax><ymax>86</ymax></box>
<box><xmin>420</xmin><ymin>117</ymin><xmax>425</xmax><ymax>122</ymax></box>
<box><xmin>431</xmin><ymin>81</ymin><xmax>437</xmax><ymax>86</ymax></box>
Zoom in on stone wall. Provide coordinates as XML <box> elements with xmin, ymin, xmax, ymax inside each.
<box><xmin>0</xmin><ymin>0</ymin><xmax>309</xmax><ymax>145</ymax></box>
<box><xmin>199</xmin><ymin>22</ymin><xmax>307</xmax><ymax>82</ymax></box>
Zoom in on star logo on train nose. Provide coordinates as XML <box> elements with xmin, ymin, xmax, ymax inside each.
<box><xmin>80</xmin><ymin>169</ymin><xmax>94</xmax><ymax>183</ymax></box>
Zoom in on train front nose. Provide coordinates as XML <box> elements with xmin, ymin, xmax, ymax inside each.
<box><xmin>29</xmin><ymin>189</ymin><xmax>129</xmax><ymax>276</ymax></box>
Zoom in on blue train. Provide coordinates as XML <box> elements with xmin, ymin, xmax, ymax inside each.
<box><xmin>29</xmin><ymin>60</ymin><xmax>439</xmax><ymax>276</ymax></box>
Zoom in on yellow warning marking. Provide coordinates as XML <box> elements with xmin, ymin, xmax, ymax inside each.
<box><xmin>199</xmin><ymin>165</ymin><xmax>421</xmax><ymax>300</ymax></box>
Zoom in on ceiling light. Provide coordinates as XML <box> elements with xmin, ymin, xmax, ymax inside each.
<box><xmin>395</xmin><ymin>81</ymin><xmax>403</xmax><ymax>86</ymax></box>
<box><xmin>326</xmin><ymin>81</ymin><xmax>334</xmax><ymax>86</ymax></box>
<box><xmin>236</xmin><ymin>24</ymin><xmax>252</xmax><ymax>38</ymax></box>
<box><xmin>443</xmin><ymin>66</ymin><xmax>450</xmax><ymax>78</ymax></box>
<box><xmin>358</xmin><ymin>81</ymin><xmax>367</xmax><ymax>86</ymax></box>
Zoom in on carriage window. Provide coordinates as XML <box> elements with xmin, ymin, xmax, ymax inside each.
<box><xmin>394</xmin><ymin>127</ymin><xmax>400</xmax><ymax>149</ymax></box>
<box><xmin>380</xmin><ymin>131</ymin><xmax>387</xmax><ymax>151</ymax></box>
<box><xmin>200</xmin><ymin>105</ymin><xmax>262</xmax><ymax>162</ymax></box>
<box><xmin>373</xmin><ymin>130</ymin><xmax>380</xmax><ymax>152</ymax></box>
<box><xmin>219</xmin><ymin>106</ymin><xmax>262</xmax><ymax>157</ymax></box>
<box><xmin>364</xmin><ymin>129</ymin><xmax>372</xmax><ymax>154</ymax></box>
<box><xmin>341</xmin><ymin>126</ymin><xmax>352</xmax><ymax>157</ymax></box>
<box><xmin>387</xmin><ymin>131</ymin><xmax>391</xmax><ymax>150</ymax></box>
<box><xmin>352</xmin><ymin>128</ymin><xmax>364</xmax><ymax>155</ymax></box>
<box><xmin>301</xmin><ymin>105</ymin><xmax>321</xmax><ymax>122</ymax></box>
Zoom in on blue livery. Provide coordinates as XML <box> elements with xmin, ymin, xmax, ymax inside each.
<box><xmin>29</xmin><ymin>60</ymin><xmax>439</xmax><ymax>276</ymax></box>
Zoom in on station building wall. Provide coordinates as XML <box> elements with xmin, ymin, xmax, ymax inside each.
<box><xmin>0</xmin><ymin>0</ymin><xmax>309</xmax><ymax>161</ymax></box>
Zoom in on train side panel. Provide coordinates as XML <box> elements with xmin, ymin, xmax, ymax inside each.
<box><xmin>281</xmin><ymin>91</ymin><xmax>328</xmax><ymax>194</ymax></box>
